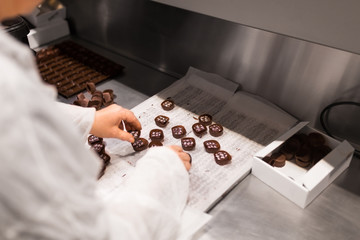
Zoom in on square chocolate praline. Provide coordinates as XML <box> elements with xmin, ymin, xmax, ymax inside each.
<box><xmin>161</xmin><ymin>99</ymin><xmax>175</xmax><ymax>111</ymax></box>
<box><xmin>192</xmin><ymin>123</ymin><xmax>207</xmax><ymax>137</ymax></box>
<box><xmin>181</xmin><ymin>137</ymin><xmax>196</xmax><ymax>151</ymax></box>
<box><xmin>149</xmin><ymin>129</ymin><xmax>164</xmax><ymax>141</ymax></box>
<box><xmin>203</xmin><ymin>140</ymin><xmax>220</xmax><ymax>153</ymax></box>
<box><xmin>209</xmin><ymin>123</ymin><xmax>223</xmax><ymax>137</ymax></box>
<box><xmin>172</xmin><ymin>125</ymin><xmax>187</xmax><ymax>139</ymax></box>
<box><xmin>155</xmin><ymin>115</ymin><xmax>170</xmax><ymax>128</ymax></box>
<box><xmin>132</xmin><ymin>138</ymin><xmax>149</xmax><ymax>152</ymax></box>
<box><xmin>128</xmin><ymin>130</ymin><xmax>141</xmax><ymax>139</ymax></box>
<box><xmin>214</xmin><ymin>150</ymin><xmax>232</xmax><ymax>165</ymax></box>
<box><xmin>199</xmin><ymin>114</ymin><xmax>212</xmax><ymax>126</ymax></box>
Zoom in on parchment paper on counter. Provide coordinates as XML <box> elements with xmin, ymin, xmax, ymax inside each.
<box><xmin>97</xmin><ymin>67</ymin><xmax>298</xmax><ymax>213</ymax></box>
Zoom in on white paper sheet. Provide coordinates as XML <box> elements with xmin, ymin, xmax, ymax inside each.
<box><xmin>97</xmin><ymin>68</ymin><xmax>297</xmax><ymax>213</ymax></box>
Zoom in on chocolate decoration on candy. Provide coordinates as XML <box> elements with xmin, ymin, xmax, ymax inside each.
<box><xmin>209</xmin><ymin>123</ymin><xmax>223</xmax><ymax>137</ymax></box>
<box><xmin>132</xmin><ymin>138</ymin><xmax>149</xmax><ymax>152</ymax></box>
<box><xmin>171</xmin><ymin>125</ymin><xmax>187</xmax><ymax>139</ymax></box>
<box><xmin>161</xmin><ymin>99</ymin><xmax>175</xmax><ymax>111</ymax></box>
<box><xmin>214</xmin><ymin>150</ymin><xmax>232</xmax><ymax>165</ymax></box>
<box><xmin>199</xmin><ymin>114</ymin><xmax>212</xmax><ymax>126</ymax></box>
<box><xmin>192</xmin><ymin>123</ymin><xmax>207</xmax><ymax>137</ymax></box>
<box><xmin>128</xmin><ymin>130</ymin><xmax>141</xmax><ymax>139</ymax></box>
<box><xmin>149</xmin><ymin>141</ymin><xmax>163</xmax><ymax>148</ymax></box>
<box><xmin>92</xmin><ymin>143</ymin><xmax>105</xmax><ymax>154</ymax></box>
<box><xmin>149</xmin><ymin>129</ymin><xmax>164</xmax><ymax>141</ymax></box>
<box><xmin>203</xmin><ymin>140</ymin><xmax>221</xmax><ymax>153</ymax></box>
<box><xmin>155</xmin><ymin>115</ymin><xmax>170</xmax><ymax>128</ymax></box>
<box><xmin>88</xmin><ymin>135</ymin><xmax>103</xmax><ymax>145</ymax></box>
<box><xmin>181</xmin><ymin>137</ymin><xmax>196</xmax><ymax>151</ymax></box>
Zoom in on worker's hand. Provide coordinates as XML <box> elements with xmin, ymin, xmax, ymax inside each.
<box><xmin>167</xmin><ymin>145</ymin><xmax>192</xmax><ymax>171</ymax></box>
<box><xmin>90</xmin><ymin>104</ymin><xmax>142</xmax><ymax>143</ymax></box>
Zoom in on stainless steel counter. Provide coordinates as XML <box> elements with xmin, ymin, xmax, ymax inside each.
<box><xmin>58</xmin><ymin>38</ymin><xmax>360</xmax><ymax>240</ymax></box>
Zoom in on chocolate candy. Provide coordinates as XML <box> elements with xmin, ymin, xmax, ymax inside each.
<box><xmin>199</xmin><ymin>114</ymin><xmax>212</xmax><ymax>126</ymax></box>
<box><xmin>171</xmin><ymin>125</ymin><xmax>187</xmax><ymax>139</ymax></box>
<box><xmin>86</xmin><ymin>82</ymin><xmax>96</xmax><ymax>94</ymax></box>
<box><xmin>271</xmin><ymin>152</ymin><xmax>286</xmax><ymax>168</ymax></box>
<box><xmin>295</xmin><ymin>144</ymin><xmax>312</xmax><ymax>167</ymax></box>
<box><xmin>88</xmin><ymin>135</ymin><xmax>103</xmax><ymax>145</ymax></box>
<box><xmin>128</xmin><ymin>130</ymin><xmax>141</xmax><ymax>139</ymax></box>
<box><xmin>280</xmin><ymin>136</ymin><xmax>301</xmax><ymax>160</ymax></box>
<box><xmin>312</xmin><ymin>145</ymin><xmax>331</xmax><ymax>164</ymax></box>
<box><xmin>203</xmin><ymin>140</ymin><xmax>220</xmax><ymax>153</ymax></box>
<box><xmin>192</xmin><ymin>123</ymin><xmax>207</xmax><ymax>137</ymax></box>
<box><xmin>92</xmin><ymin>143</ymin><xmax>105</xmax><ymax>154</ymax></box>
<box><xmin>149</xmin><ymin>141</ymin><xmax>163</xmax><ymax>148</ymax></box>
<box><xmin>132</xmin><ymin>138</ymin><xmax>149</xmax><ymax>152</ymax></box>
<box><xmin>214</xmin><ymin>150</ymin><xmax>232</xmax><ymax>165</ymax></box>
<box><xmin>181</xmin><ymin>137</ymin><xmax>196</xmax><ymax>151</ymax></box>
<box><xmin>155</xmin><ymin>115</ymin><xmax>170</xmax><ymax>128</ymax></box>
<box><xmin>209</xmin><ymin>123</ymin><xmax>223</xmax><ymax>137</ymax></box>
<box><xmin>149</xmin><ymin>129</ymin><xmax>164</xmax><ymax>141</ymax></box>
<box><xmin>103</xmin><ymin>92</ymin><xmax>114</xmax><ymax>106</ymax></box>
<box><xmin>161</xmin><ymin>99</ymin><xmax>175</xmax><ymax>111</ymax></box>
<box><xmin>308</xmin><ymin>132</ymin><xmax>326</xmax><ymax>147</ymax></box>
<box><xmin>99</xmin><ymin>152</ymin><xmax>111</xmax><ymax>165</ymax></box>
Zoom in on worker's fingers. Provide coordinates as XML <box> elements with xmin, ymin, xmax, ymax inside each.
<box><xmin>167</xmin><ymin>145</ymin><xmax>192</xmax><ymax>171</ymax></box>
<box><xmin>114</xmin><ymin>128</ymin><xmax>135</xmax><ymax>143</ymax></box>
<box><xmin>121</xmin><ymin>110</ymin><xmax>142</xmax><ymax>131</ymax></box>
<box><xmin>167</xmin><ymin>145</ymin><xmax>183</xmax><ymax>153</ymax></box>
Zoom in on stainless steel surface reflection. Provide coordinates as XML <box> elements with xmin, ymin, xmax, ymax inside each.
<box><xmin>62</xmin><ymin>0</ymin><xmax>360</xmax><ymax>141</ymax></box>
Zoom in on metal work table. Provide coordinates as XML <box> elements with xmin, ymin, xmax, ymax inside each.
<box><xmin>58</xmin><ymin>38</ymin><xmax>360</xmax><ymax>240</ymax></box>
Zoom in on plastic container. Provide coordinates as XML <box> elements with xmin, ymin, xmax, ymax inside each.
<box><xmin>1</xmin><ymin>16</ymin><xmax>30</xmax><ymax>46</ymax></box>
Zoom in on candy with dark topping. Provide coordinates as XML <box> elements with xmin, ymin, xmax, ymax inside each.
<box><xmin>214</xmin><ymin>150</ymin><xmax>232</xmax><ymax>165</ymax></box>
<box><xmin>149</xmin><ymin>141</ymin><xmax>163</xmax><ymax>148</ymax></box>
<box><xmin>171</xmin><ymin>125</ymin><xmax>187</xmax><ymax>139</ymax></box>
<box><xmin>199</xmin><ymin>114</ymin><xmax>212</xmax><ymax>126</ymax></box>
<box><xmin>161</xmin><ymin>99</ymin><xmax>175</xmax><ymax>111</ymax></box>
<box><xmin>149</xmin><ymin>129</ymin><xmax>164</xmax><ymax>141</ymax></box>
<box><xmin>181</xmin><ymin>137</ymin><xmax>196</xmax><ymax>151</ymax></box>
<box><xmin>209</xmin><ymin>123</ymin><xmax>223</xmax><ymax>137</ymax></box>
<box><xmin>155</xmin><ymin>115</ymin><xmax>170</xmax><ymax>128</ymax></box>
<box><xmin>88</xmin><ymin>135</ymin><xmax>103</xmax><ymax>145</ymax></box>
<box><xmin>203</xmin><ymin>140</ymin><xmax>220</xmax><ymax>153</ymax></box>
<box><xmin>92</xmin><ymin>143</ymin><xmax>105</xmax><ymax>154</ymax></box>
<box><xmin>192</xmin><ymin>123</ymin><xmax>207</xmax><ymax>137</ymax></box>
<box><xmin>132</xmin><ymin>138</ymin><xmax>149</xmax><ymax>151</ymax></box>
<box><xmin>128</xmin><ymin>130</ymin><xmax>141</xmax><ymax>139</ymax></box>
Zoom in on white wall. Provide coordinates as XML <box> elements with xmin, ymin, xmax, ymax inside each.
<box><xmin>153</xmin><ymin>0</ymin><xmax>360</xmax><ymax>54</ymax></box>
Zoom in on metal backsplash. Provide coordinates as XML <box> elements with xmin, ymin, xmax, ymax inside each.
<box><xmin>62</xmin><ymin>0</ymin><xmax>360</xmax><ymax>145</ymax></box>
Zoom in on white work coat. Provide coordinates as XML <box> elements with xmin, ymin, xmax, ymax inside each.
<box><xmin>0</xmin><ymin>30</ymin><xmax>190</xmax><ymax>240</ymax></box>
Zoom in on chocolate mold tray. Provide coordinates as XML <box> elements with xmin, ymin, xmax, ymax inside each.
<box><xmin>36</xmin><ymin>41</ymin><xmax>124</xmax><ymax>98</ymax></box>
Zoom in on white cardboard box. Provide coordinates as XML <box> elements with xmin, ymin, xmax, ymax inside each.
<box><xmin>23</xmin><ymin>4</ymin><xmax>66</xmax><ymax>27</ymax></box>
<box><xmin>27</xmin><ymin>19</ymin><xmax>70</xmax><ymax>49</ymax></box>
<box><xmin>252</xmin><ymin>122</ymin><xmax>354</xmax><ymax>208</ymax></box>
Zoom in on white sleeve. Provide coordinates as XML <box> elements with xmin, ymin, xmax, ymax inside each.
<box><xmin>55</xmin><ymin>102</ymin><xmax>96</xmax><ymax>142</ymax></box>
<box><xmin>105</xmin><ymin>147</ymin><xmax>190</xmax><ymax>240</ymax></box>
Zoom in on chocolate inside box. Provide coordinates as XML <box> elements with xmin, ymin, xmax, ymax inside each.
<box><xmin>36</xmin><ymin>41</ymin><xmax>124</xmax><ymax>98</ymax></box>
